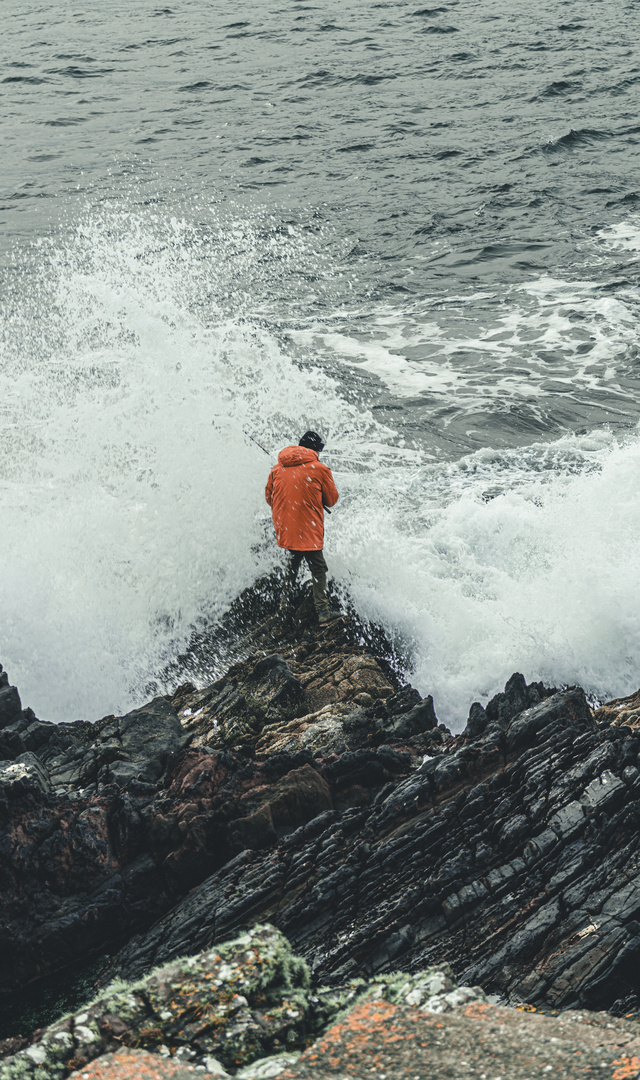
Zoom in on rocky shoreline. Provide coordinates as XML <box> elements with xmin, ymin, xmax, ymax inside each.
<box><xmin>2</xmin><ymin>576</ymin><xmax>640</xmax><ymax>1077</ymax></box>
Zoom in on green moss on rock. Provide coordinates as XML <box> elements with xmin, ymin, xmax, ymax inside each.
<box><xmin>0</xmin><ymin>925</ymin><xmax>482</xmax><ymax>1080</ymax></box>
<box><xmin>0</xmin><ymin>926</ymin><xmax>313</xmax><ymax>1079</ymax></box>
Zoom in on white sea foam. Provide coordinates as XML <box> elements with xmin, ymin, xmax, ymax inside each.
<box><xmin>331</xmin><ymin>431</ymin><xmax>640</xmax><ymax>728</ymax></box>
<box><xmin>0</xmin><ymin>211</ymin><xmax>384</xmax><ymax>720</ymax></box>
<box><xmin>3</xmin><ymin>209</ymin><xmax>640</xmax><ymax>730</ymax></box>
<box><xmin>294</xmin><ymin>275</ymin><xmax>640</xmax><ymax>424</ymax></box>
<box><xmin>598</xmin><ymin>220</ymin><xmax>640</xmax><ymax>252</ymax></box>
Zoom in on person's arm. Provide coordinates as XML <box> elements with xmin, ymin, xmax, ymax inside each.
<box><xmin>265</xmin><ymin>468</ymin><xmax>274</xmax><ymax>506</ymax></box>
<box><xmin>321</xmin><ymin>466</ymin><xmax>339</xmax><ymax>508</ymax></box>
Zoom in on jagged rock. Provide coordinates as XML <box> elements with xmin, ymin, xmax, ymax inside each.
<box><xmin>95</xmin><ymin>697</ymin><xmax>188</xmax><ymax>787</ymax></box>
<box><xmin>0</xmin><ymin>725</ymin><xmax>26</xmax><ymax>759</ymax></box>
<box><xmin>254</xmin><ymin>702</ymin><xmax>355</xmax><ymax>756</ymax></box>
<box><xmin>464</xmin><ymin>700</ymin><xmax>488</xmax><ymax>738</ymax></box>
<box><xmin>485</xmin><ymin>671</ymin><xmax>550</xmax><ymax>729</ymax></box>
<box><xmin>0</xmin><ymin>668</ymin><xmax>22</xmax><ymax>729</ymax></box>
<box><xmin>0</xmin><ymin>752</ymin><xmax>52</xmax><ymax>798</ymax></box>
<box><xmin>0</xmin><ymin>729</ymin><xmax>413</xmax><ymax>994</ymax></box>
<box><xmin>5</xmin><ymin>578</ymin><xmax>640</xmax><ymax>1044</ymax></box>
<box><xmin>506</xmin><ymin>686</ymin><xmax>594</xmax><ymax>754</ymax></box>
<box><xmin>595</xmin><ymin>688</ymin><xmax>640</xmax><ymax>729</ymax></box>
<box><xmin>94</xmin><ymin>680</ymin><xmax>640</xmax><ymax>1018</ymax></box>
<box><xmin>238</xmin><ymin>765</ymin><xmax>332</xmax><ymax>833</ymax></box>
<box><xmin>247</xmin><ymin>655</ymin><xmax>306</xmax><ymax>717</ymax></box>
<box><xmin>175</xmin><ymin>624</ymin><xmax>400</xmax><ymax>754</ymax></box>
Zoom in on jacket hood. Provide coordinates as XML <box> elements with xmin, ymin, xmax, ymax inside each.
<box><xmin>278</xmin><ymin>445</ymin><xmax>319</xmax><ymax>468</ymax></box>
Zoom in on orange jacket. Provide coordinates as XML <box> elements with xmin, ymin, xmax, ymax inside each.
<box><xmin>265</xmin><ymin>445</ymin><xmax>339</xmax><ymax>551</ymax></box>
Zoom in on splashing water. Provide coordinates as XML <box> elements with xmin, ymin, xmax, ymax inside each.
<box><xmin>0</xmin><ymin>209</ymin><xmax>387</xmax><ymax>720</ymax></box>
<box><xmin>3</xmin><ymin>207</ymin><xmax>640</xmax><ymax>728</ymax></box>
<box><xmin>333</xmin><ymin>432</ymin><xmax>640</xmax><ymax>726</ymax></box>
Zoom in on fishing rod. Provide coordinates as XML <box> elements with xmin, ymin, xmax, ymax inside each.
<box><xmin>243</xmin><ymin>429</ymin><xmax>333</xmax><ymax>513</ymax></box>
<box><xmin>243</xmin><ymin>430</ymin><xmax>272</xmax><ymax>459</ymax></box>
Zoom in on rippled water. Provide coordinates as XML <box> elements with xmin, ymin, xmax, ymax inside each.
<box><xmin>3</xmin><ymin>1</ymin><xmax>640</xmax><ymax>726</ymax></box>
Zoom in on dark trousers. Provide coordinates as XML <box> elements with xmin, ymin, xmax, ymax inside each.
<box><xmin>283</xmin><ymin>549</ymin><xmax>329</xmax><ymax>616</ymax></box>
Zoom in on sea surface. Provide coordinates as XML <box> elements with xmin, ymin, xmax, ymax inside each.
<box><xmin>2</xmin><ymin>0</ymin><xmax>640</xmax><ymax>728</ymax></box>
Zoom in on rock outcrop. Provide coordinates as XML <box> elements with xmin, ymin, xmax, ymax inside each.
<box><xmin>0</xmin><ymin>924</ymin><xmax>485</xmax><ymax>1079</ymax></box>
<box><xmin>98</xmin><ymin>673</ymin><xmax>640</xmax><ymax>1018</ymax></box>
<box><xmin>3</xmin><ymin>924</ymin><xmax>640</xmax><ymax>1080</ymax></box>
<box><xmin>3</xmin><ymin>576</ymin><xmax>640</xmax><ymax>1061</ymax></box>
<box><xmin>0</xmin><ymin>590</ymin><xmax>432</xmax><ymax>999</ymax></box>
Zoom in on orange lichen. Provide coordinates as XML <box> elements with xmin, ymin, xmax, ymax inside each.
<box><xmin>612</xmin><ymin>1056</ymin><xmax>640</xmax><ymax>1079</ymax></box>
<box><xmin>463</xmin><ymin>1002</ymin><xmax>492</xmax><ymax>1018</ymax></box>
<box><xmin>68</xmin><ymin>1047</ymin><xmax>196</xmax><ymax>1078</ymax></box>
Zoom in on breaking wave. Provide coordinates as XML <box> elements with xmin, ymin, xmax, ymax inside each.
<box><xmin>3</xmin><ymin>206</ymin><xmax>640</xmax><ymax>730</ymax></box>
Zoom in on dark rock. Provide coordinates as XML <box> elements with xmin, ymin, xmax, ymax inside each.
<box><xmin>464</xmin><ymin>702</ymin><xmax>488</xmax><ymax>738</ymax></box>
<box><xmin>506</xmin><ymin>687</ymin><xmax>594</xmax><ymax>754</ymax></box>
<box><xmin>110</xmin><ymin>697</ymin><xmax>187</xmax><ymax>769</ymax></box>
<box><xmin>230</xmin><ymin>805</ymin><xmax>279</xmax><ymax>851</ymax></box>
<box><xmin>94</xmin><ymin>673</ymin><xmax>640</xmax><ymax>1019</ymax></box>
<box><xmin>0</xmin><ymin>726</ymin><xmax>26</xmax><ymax>760</ymax></box>
<box><xmin>246</xmin><ymin>654</ymin><xmax>306</xmax><ymax>719</ymax></box>
<box><xmin>21</xmin><ymin>718</ymin><xmax>57</xmax><ymax>753</ymax></box>
<box><xmin>0</xmin><ymin>752</ymin><xmax>51</xmax><ymax>799</ymax></box>
<box><xmin>4</xmin><ymin>576</ymin><xmax>640</xmax><ymax>1037</ymax></box>
<box><xmin>486</xmin><ymin>672</ymin><xmax>553</xmax><ymax>731</ymax></box>
<box><xmin>0</xmin><ymin>685</ymin><xmax>22</xmax><ymax>730</ymax></box>
<box><xmin>383</xmin><ymin>695</ymin><xmax>438</xmax><ymax>739</ymax></box>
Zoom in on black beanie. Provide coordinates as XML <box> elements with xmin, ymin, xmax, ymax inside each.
<box><xmin>299</xmin><ymin>430</ymin><xmax>325</xmax><ymax>453</ymax></box>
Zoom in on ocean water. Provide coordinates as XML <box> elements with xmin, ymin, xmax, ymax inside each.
<box><xmin>2</xmin><ymin>0</ymin><xmax>640</xmax><ymax>728</ymax></box>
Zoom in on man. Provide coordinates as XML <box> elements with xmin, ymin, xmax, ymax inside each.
<box><xmin>265</xmin><ymin>430</ymin><xmax>339</xmax><ymax>624</ymax></box>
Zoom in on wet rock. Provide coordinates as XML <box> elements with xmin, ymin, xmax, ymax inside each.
<box><xmin>96</xmin><ymin>677</ymin><xmax>640</xmax><ymax>1017</ymax></box>
<box><xmin>0</xmin><ymin>751</ymin><xmax>52</xmax><ymax>798</ymax></box>
<box><xmin>230</xmin><ymin>765</ymin><xmax>333</xmax><ymax>851</ymax></box>
<box><xmin>6</xmin><ymin>578</ymin><xmax>640</xmax><ymax>1036</ymax></box>
<box><xmin>463</xmin><ymin>701</ymin><xmax>488</xmax><ymax>738</ymax></box>
<box><xmin>594</xmin><ymin>688</ymin><xmax>640</xmax><ymax>729</ymax></box>
<box><xmin>485</xmin><ymin>671</ymin><xmax>551</xmax><ymax>730</ymax></box>
<box><xmin>506</xmin><ymin>686</ymin><xmax>594</xmax><ymax>754</ymax></box>
<box><xmin>231</xmin><ymin>805</ymin><xmax>280</xmax><ymax>852</ymax></box>
<box><xmin>0</xmin><ymin>725</ymin><xmax>413</xmax><ymax>994</ymax></box>
<box><xmin>247</xmin><ymin>655</ymin><xmax>306</xmax><ymax>719</ymax></box>
<box><xmin>0</xmin><ymin>669</ymin><xmax>22</xmax><ymax>729</ymax></box>
<box><xmin>0</xmin><ymin>725</ymin><xmax>27</xmax><ymax>760</ymax></box>
<box><xmin>175</xmin><ymin>617</ymin><xmax>401</xmax><ymax>755</ymax></box>
<box><xmin>382</xmin><ymin>694</ymin><xmax>437</xmax><ymax>739</ymax></box>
